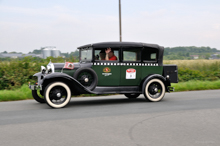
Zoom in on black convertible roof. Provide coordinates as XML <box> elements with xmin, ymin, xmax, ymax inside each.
<box><xmin>77</xmin><ymin>42</ymin><xmax>163</xmax><ymax>50</ymax></box>
<box><xmin>78</xmin><ymin>42</ymin><xmax>164</xmax><ymax>65</ymax></box>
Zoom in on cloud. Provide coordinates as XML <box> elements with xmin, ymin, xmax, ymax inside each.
<box><xmin>0</xmin><ymin>5</ymin><xmax>72</xmax><ymax>17</ymax></box>
<box><xmin>0</xmin><ymin>5</ymin><xmax>120</xmax><ymax>53</ymax></box>
<box><xmin>1</xmin><ymin>2</ymin><xmax>220</xmax><ymax>53</ymax></box>
<box><xmin>119</xmin><ymin>6</ymin><xmax>220</xmax><ymax>48</ymax></box>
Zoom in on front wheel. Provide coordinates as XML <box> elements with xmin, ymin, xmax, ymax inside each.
<box><xmin>143</xmin><ymin>79</ymin><xmax>165</xmax><ymax>102</ymax></box>
<box><xmin>44</xmin><ymin>82</ymin><xmax>71</xmax><ymax>108</ymax></box>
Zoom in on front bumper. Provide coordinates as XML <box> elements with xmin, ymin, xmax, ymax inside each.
<box><xmin>29</xmin><ymin>84</ymin><xmax>42</xmax><ymax>90</ymax></box>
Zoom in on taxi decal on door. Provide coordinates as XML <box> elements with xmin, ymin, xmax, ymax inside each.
<box><xmin>126</xmin><ymin>68</ymin><xmax>136</xmax><ymax>79</ymax></box>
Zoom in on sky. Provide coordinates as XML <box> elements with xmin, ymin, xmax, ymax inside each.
<box><xmin>0</xmin><ymin>0</ymin><xmax>220</xmax><ymax>53</ymax></box>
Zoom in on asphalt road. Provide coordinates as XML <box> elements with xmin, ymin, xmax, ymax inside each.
<box><xmin>0</xmin><ymin>90</ymin><xmax>220</xmax><ymax>146</ymax></box>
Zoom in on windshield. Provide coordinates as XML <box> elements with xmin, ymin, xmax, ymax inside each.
<box><xmin>80</xmin><ymin>47</ymin><xmax>93</xmax><ymax>61</ymax></box>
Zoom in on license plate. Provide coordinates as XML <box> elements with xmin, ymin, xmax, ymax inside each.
<box><xmin>29</xmin><ymin>85</ymin><xmax>42</xmax><ymax>90</ymax></box>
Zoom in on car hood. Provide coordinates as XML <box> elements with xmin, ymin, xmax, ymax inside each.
<box><xmin>53</xmin><ymin>63</ymin><xmax>81</xmax><ymax>70</ymax></box>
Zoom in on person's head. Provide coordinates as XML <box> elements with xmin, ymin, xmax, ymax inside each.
<box><xmin>99</xmin><ymin>50</ymin><xmax>106</xmax><ymax>60</ymax></box>
<box><xmin>108</xmin><ymin>49</ymin><xmax>114</xmax><ymax>58</ymax></box>
<box><xmin>99</xmin><ymin>52</ymin><xmax>105</xmax><ymax>60</ymax></box>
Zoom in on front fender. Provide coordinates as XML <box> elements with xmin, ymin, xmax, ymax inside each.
<box><xmin>33</xmin><ymin>72</ymin><xmax>43</xmax><ymax>85</ymax></box>
<box><xmin>33</xmin><ymin>72</ymin><xmax>42</xmax><ymax>77</ymax></box>
<box><xmin>42</xmin><ymin>73</ymin><xmax>95</xmax><ymax>94</ymax></box>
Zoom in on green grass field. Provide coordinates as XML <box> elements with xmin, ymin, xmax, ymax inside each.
<box><xmin>0</xmin><ymin>84</ymin><xmax>32</xmax><ymax>101</ymax></box>
<box><xmin>172</xmin><ymin>80</ymin><xmax>220</xmax><ymax>92</ymax></box>
<box><xmin>0</xmin><ymin>80</ymin><xmax>220</xmax><ymax>102</ymax></box>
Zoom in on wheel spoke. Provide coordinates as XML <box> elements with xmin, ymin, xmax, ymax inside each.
<box><xmin>48</xmin><ymin>85</ymin><xmax>68</xmax><ymax>105</ymax></box>
<box><xmin>147</xmin><ymin>81</ymin><xmax>163</xmax><ymax>99</ymax></box>
<box><xmin>77</xmin><ymin>72</ymin><xmax>94</xmax><ymax>87</ymax></box>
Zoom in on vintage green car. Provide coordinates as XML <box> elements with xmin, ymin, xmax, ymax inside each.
<box><xmin>29</xmin><ymin>42</ymin><xmax>178</xmax><ymax>108</ymax></box>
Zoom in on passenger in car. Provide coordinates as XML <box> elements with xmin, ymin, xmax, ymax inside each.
<box><xmin>105</xmin><ymin>48</ymin><xmax>117</xmax><ymax>60</ymax></box>
<box><xmin>99</xmin><ymin>50</ymin><xmax>106</xmax><ymax>60</ymax></box>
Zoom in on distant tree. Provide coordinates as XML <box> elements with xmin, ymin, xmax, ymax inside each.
<box><xmin>164</xmin><ymin>46</ymin><xmax>220</xmax><ymax>60</ymax></box>
<box><xmin>61</xmin><ymin>52</ymin><xmax>70</xmax><ymax>58</ymax></box>
<box><xmin>205</xmin><ymin>53</ymin><xmax>211</xmax><ymax>59</ymax></box>
<box><xmin>1</xmin><ymin>51</ymin><xmax>8</xmax><ymax>53</ymax></box>
<box><xmin>32</xmin><ymin>49</ymin><xmax>42</xmax><ymax>54</ymax></box>
<box><xmin>70</xmin><ymin>50</ymin><xmax>79</xmax><ymax>58</ymax></box>
<box><xmin>9</xmin><ymin>52</ymin><xmax>17</xmax><ymax>54</ymax></box>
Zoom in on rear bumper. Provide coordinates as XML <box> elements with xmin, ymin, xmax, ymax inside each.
<box><xmin>168</xmin><ymin>86</ymin><xmax>175</xmax><ymax>92</ymax></box>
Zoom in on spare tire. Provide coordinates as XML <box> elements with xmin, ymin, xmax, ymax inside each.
<box><xmin>73</xmin><ymin>68</ymin><xmax>98</xmax><ymax>91</ymax></box>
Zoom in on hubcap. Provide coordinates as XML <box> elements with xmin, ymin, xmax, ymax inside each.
<box><xmin>57</xmin><ymin>93</ymin><xmax>61</xmax><ymax>98</ymax></box>
<box><xmin>49</xmin><ymin>86</ymin><xmax>68</xmax><ymax>104</ymax></box>
<box><xmin>148</xmin><ymin>82</ymin><xmax>163</xmax><ymax>98</ymax></box>
<box><xmin>77</xmin><ymin>72</ymin><xmax>94</xmax><ymax>87</ymax></box>
<box><xmin>84</xmin><ymin>78</ymin><xmax>89</xmax><ymax>82</ymax></box>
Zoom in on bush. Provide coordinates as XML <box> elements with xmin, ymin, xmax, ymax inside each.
<box><xmin>164</xmin><ymin>60</ymin><xmax>220</xmax><ymax>82</ymax></box>
<box><xmin>0</xmin><ymin>56</ymin><xmax>76</xmax><ymax>90</ymax></box>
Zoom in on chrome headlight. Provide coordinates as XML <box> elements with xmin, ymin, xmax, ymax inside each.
<box><xmin>41</xmin><ymin>66</ymin><xmax>46</xmax><ymax>74</ymax></box>
<box><xmin>47</xmin><ymin>65</ymin><xmax>52</xmax><ymax>74</ymax></box>
<box><xmin>47</xmin><ymin>63</ymin><xmax>54</xmax><ymax>74</ymax></box>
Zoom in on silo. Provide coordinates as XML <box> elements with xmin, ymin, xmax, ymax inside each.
<box><xmin>52</xmin><ymin>49</ymin><xmax>61</xmax><ymax>58</ymax></box>
<box><xmin>43</xmin><ymin>48</ymin><xmax>52</xmax><ymax>59</ymax></box>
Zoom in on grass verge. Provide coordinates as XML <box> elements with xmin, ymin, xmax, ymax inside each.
<box><xmin>0</xmin><ymin>80</ymin><xmax>220</xmax><ymax>101</ymax></box>
<box><xmin>0</xmin><ymin>84</ymin><xmax>32</xmax><ymax>102</ymax></box>
<box><xmin>172</xmin><ymin>80</ymin><xmax>220</xmax><ymax>92</ymax></box>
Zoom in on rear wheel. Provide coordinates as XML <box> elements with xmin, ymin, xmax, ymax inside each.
<box><xmin>143</xmin><ymin>79</ymin><xmax>165</xmax><ymax>102</ymax></box>
<box><xmin>124</xmin><ymin>93</ymin><xmax>140</xmax><ymax>99</ymax></box>
<box><xmin>44</xmin><ymin>82</ymin><xmax>71</xmax><ymax>108</ymax></box>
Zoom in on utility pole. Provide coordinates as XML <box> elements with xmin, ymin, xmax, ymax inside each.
<box><xmin>119</xmin><ymin>0</ymin><xmax>122</xmax><ymax>42</ymax></box>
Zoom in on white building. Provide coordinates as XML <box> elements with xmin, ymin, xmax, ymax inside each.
<box><xmin>42</xmin><ymin>47</ymin><xmax>61</xmax><ymax>59</ymax></box>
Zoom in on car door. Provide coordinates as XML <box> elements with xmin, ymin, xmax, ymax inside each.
<box><xmin>92</xmin><ymin>49</ymin><xmax>120</xmax><ymax>86</ymax></box>
<box><xmin>120</xmin><ymin>47</ymin><xmax>142</xmax><ymax>86</ymax></box>
<box><xmin>141</xmin><ymin>47</ymin><xmax>163</xmax><ymax>79</ymax></box>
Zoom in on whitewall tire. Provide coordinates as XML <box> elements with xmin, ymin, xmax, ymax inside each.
<box><xmin>44</xmin><ymin>82</ymin><xmax>71</xmax><ymax>108</ymax></box>
<box><xmin>144</xmin><ymin>79</ymin><xmax>165</xmax><ymax>102</ymax></box>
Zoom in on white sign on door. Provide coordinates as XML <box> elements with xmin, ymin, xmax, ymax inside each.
<box><xmin>126</xmin><ymin>68</ymin><xmax>136</xmax><ymax>79</ymax></box>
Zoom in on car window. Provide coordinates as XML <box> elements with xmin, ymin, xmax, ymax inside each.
<box><xmin>94</xmin><ymin>48</ymin><xmax>119</xmax><ymax>61</ymax></box>
<box><xmin>123</xmin><ymin>48</ymin><xmax>141</xmax><ymax>61</ymax></box>
<box><xmin>151</xmin><ymin>53</ymin><xmax>156</xmax><ymax>59</ymax></box>
<box><xmin>80</xmin><ymin>47</ymin><xmax>93</xmax><ymax>61</ymax></box>
<box><xmin>142</xmin><ymin>47</ymin><xmax>158</xmax><ymax>62</ymax></box>
<box><xmin>94</xmin><ymin>49</ymin><xmax>105</xmax><ymax>60</ymax></box>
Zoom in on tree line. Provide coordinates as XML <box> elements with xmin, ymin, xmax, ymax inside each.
<box><xmin>164</xmin><ymin>46</ymin><xmax>220</xmax><ymax>60</ymax></box>
<box><xmin>1</xmin><ymin>46</ymin><xmax>220</xmax><ymax>61</ymax></box>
